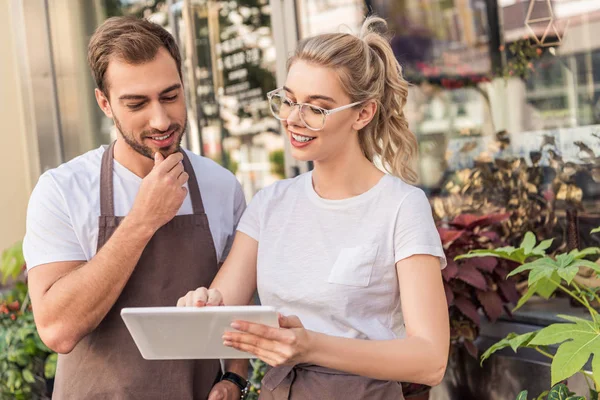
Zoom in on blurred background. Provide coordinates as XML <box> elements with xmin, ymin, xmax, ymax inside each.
<box><xmin>3</xmin><ymin>1</ymin><xmax>600</xmax><ymax>398</ymax></box>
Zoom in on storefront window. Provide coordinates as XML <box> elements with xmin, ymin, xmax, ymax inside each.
<box><xmin>104</xmin><ymin>0</ymin><xmax>283</xmax><ymax>199</ymax></box>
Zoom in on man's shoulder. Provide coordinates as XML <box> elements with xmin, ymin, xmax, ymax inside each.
<box><xmin>43</xmin><ymin>146</ymin><xmax>104</xmax><ymax>184</ymax></box>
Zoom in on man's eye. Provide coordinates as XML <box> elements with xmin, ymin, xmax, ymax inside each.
<box><xmin>162</xmin><ymin>95</ymin><xmax>178</xmax><ymax>102</ymax></box>
<box><xmin>127</xmin><ymin>103</ymin><xmax>144</xmax><ymax>110</ymax></box>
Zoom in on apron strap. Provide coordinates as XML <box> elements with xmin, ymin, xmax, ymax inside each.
<box><xmin>99</xmin><ymin>142</ymin><xmax>206</xmax><ymax>216</ymax></box>
<box><xmin>100</xmin><ymin>141</ymin><xmax>116</xmax><ymax>217</ymax></box>
<box><xmin>180</xmin><ymin>149</ymin><xmax>206</xmax><ymax>215</ymax></box>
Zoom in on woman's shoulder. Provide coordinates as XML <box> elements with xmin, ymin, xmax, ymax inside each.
<box><xmin>381</xmin><ymin>174</ymin><xmax>428</xmax><ymax>204</ymax></box>
<box><xmin>252</xmin><ymin>172</ymin><xmax>308</xmax><ymax>202</ymax></box>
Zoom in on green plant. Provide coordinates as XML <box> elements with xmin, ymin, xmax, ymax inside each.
<box><xmin>247</xmin><ymin>358</ymin><xmax>268</xmax><ymax>400</ymax></box>
<box><xmin>269</xmin><ymin>150</ymin><xmax>285</xmax><ymax>179</ymax></box>
<box><xmin>458</xmin><ymin>231</ymin><xmax>600</xmax><ymax>399</ymax></box>
<box><xmin>0</xmin><ymin>242</ymin><xmax>56</xmax><ymax>399</ymax></box>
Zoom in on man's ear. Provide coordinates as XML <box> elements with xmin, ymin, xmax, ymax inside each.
<box><xmin>351</xmin><ymin>100</ymin><xmax>377</xmax><ymax>131</ymax></box>
<box><xmin>95</xmin><ymin>88</ymin><xmax>113</xmax><ymax>118</ymax></box>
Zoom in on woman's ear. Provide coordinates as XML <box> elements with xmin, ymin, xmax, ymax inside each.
<box><xmin>351</xmin><ymin>100</ymin><xmax>377</xmax><ymax>131</ymax></box>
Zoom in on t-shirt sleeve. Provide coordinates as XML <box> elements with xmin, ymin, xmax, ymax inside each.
<box><xmin>23</xmin><ymin>173</ymin><xmax>86</xmax><ymax>270</ymax></box>
<box><xmin>394</xmin><ymin>189</ymin><xmax>447</xmax><ymax>268</ymax></box>
<box><xmin>236</xmin><ymin>188</ymin><xmax>265</xmax><ymax>242</ymax></box>
<box><xmin>220</xmin><ymin>180</ymin><xmax>247</xmax><ymax>262</ymax></box>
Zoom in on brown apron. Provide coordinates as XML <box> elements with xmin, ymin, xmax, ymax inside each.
<box><xmin>259</xmin><ymin>364</ymin><xmax>405</xmax><ymax>400</ymax></box>
<box><xmin>52</xmin><ymin>142</ymin><xmax>221</xmax><ymax>399</ymax></box>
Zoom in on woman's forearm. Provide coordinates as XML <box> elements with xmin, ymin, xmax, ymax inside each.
<box><xmin>307</xmin><ymin>332</ymin><xmax>447</xmax><ymax>386</ymax></box>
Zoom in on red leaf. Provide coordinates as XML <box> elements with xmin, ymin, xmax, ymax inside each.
<box><xmin>451</xmin><ymin>213</ymin><xmax>511</xmax><ymax>229</ymax></box>
<box><xmin>451</xmin><ymin>214</ymin><xmax>483</xmax><ymax>228</ymax></box>
<box><xmin>479</xmin><ymin>212</ymin><xmax>511</xmax><ymax>225</ymax></box>
<box><xmin>464</xmin><ymin>256</ymin><xmax>498</xmax><ymax>273</ymax></box>
<box><xmin>464</xmin><ymin>339</ymin><xmax>479</xmax><ymax>358</ymax></box>
<box><xmin>495</xmin><ymin>266</ymin><xmax>509</xmax><ymax>280</ymax></box>
<box><xmin>455</xmin><ymin>296</ymin><xmax>480</xmax><ymax>325</ymax></box>
<box><xmin>457</xmin><ymin>265</ymin><xmax>488</xmax><ymax>290</ymax></box>
<box><xmin>444</xmin><ymin>282</ymin><xmax>454</xmax><ymax>305</ymax></box>
<box><xmin>477</xmin><ymin>290</ymin><xmax>504</xmax><ymax>322</ymax></box>
<box><xmin>438</xmin><ymin>228</ymin><xmax>465</xmax><ymax>246</ymax></box>
<box><xmin>498</xmin><ymin>280</ymin><xmax>520</xmax><ymax>304</ymax></box>
<box><xmin>442</xmin><ymin>259</ymin><xmax>459</xmax><ymax>281</ymax></box>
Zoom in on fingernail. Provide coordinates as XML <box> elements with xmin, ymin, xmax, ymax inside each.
<box><xmin>231</xmin><ymin>322</ymin><xmax>241</xmax><ymax>329</ymax></box>
<box><xmin>223</xmin><ymin>340</ymin><xmax>232</xmax><ymax>347</ymax></box>
<box><xmin>222</xmin><ymin>333</ymin><xmax>231</xmax><ymax>340</ymax></box>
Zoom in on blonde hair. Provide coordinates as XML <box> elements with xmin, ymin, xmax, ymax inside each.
<box><xmin>288</xmin><ymin>16</ymin><xmax>418</xmax><ymax>183</ymax></box>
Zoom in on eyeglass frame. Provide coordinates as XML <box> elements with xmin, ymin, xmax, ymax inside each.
<box><xmin>266</xmin><ymin>87</ymin><xmax>364</xmax><ymax>131</ymax></box>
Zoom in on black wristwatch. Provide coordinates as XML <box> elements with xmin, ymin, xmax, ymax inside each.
<box><xmin>221</xmin><ymin>371</ymin><xmax>249</xmax><ymax>399</ymax></box>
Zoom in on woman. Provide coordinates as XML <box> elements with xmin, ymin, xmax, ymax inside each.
<box><xmin>178</xmin><ymin>16</ymin><xmax>450</xmax><ymax>399</ymax></box>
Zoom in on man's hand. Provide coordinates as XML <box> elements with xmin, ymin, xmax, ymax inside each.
<box><xmin>208</xmin><ymin>380</ymin><xmax>241</xmax><ymax>400</ymax></box>
<box><xmin>176</xmin><ymin>287</ymin><xmax>224</xmax><ymax>307</ymax></box>
<box><xmin>129</xmin><ymin>152</ymin><xmax>188</xmax><ymax>232</ymax></box>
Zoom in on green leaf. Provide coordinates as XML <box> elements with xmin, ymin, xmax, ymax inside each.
<box><xmin>529</xmin><ymin>265</ymin><xmax>556</xmax><ymax>285</ymax></box>
<box><xmin>21</xmin><ymin>369</ymin><xmax>34</xmax><ymax>384</ymax></box>
<box><xmin>557</xmin><ymin>314</ymin><xmax>594</xmax><ymax>325</ymax></box>
<box><xmin>536</xmin><ymin>274</ymin><xmax>560</xmax><ymax>299</ymax></box>
<box><xmin>536</xmin><ymin>392</ymin><xmax>550</xmax><ymax>400</ymax></box>
<box><xmin>548</xmin><ymin>384</ymin><xmax>570</xmax><ymax>400</ymax></box>
<box><xmin>529</xmin><ymin>322</ymin><xmax>591</xmax><ymax>346</ymax></box>
<box><xmin>513</xmin><ymin>286</ymin><xmax>537</xmax><ymax>312</ymax></box>
<box><xmin>552</xmin><ymin>336</ymin><xmax>600</xmax><ymax>385</ymax></box>
<box><xmin>571</xmin><ymin>247</ymin><xmax>600</xmax><ymax>260</ymax></box>
<box><xmin>508</xmin><ymin>258</ymin><xmax>553</xmax><ymax>278</ymax></box>
<box><xmin>591</xmin><ymin>226</ymin><xmax>600</xmax><ymax>234</ymax></box>
<box><xmin>556</xmin><ymin>254</ymin><xmax>576</xmax><ymax>269</ymax></box>
<box><xmin>45</xmin><ymin>353</ymin><xmax>57</xmax><ymax>379</ymax></box>
<box><xmin>480</xmin><ymin>332</ymin><xmax>537</xmax><ymax>365</ymax></box>
<box><xmin>557</xmin><ymin>266</ymin><xmax>580</xmax><ymax>285</ymax></box>
<box><xmin>572</xmin><ymin>260</ymin><xmax>600</xmax><ymax>274</ymax></box>
<box><xmin>590</xmin><ymin>389</ymin><xmax>598</xmax><ymax>400</ymax></box>
<box><xmin>565</xmin><ymin>397</ymin><xmax>586</xmax><ymax>400</ymax></box>
<box><xmin>521</xmin><ymin>232</ymin><xmax>537</xmax><ymax>254</ymax></box>
<box><xmin>516</xmin><ymin>391</ymin><xmax>528</xmax><ymax>400</ymax></box>
<box><xmin>533</xmin><ymin>239</ymin><xmax>554</xmax><ymax>255</ymax></box>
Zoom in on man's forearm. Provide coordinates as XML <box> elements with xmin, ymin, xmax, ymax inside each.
<box><xmin>37</xmin><ymin>215</ymin><xmax>155</xmax><ymax>353</ymax></box>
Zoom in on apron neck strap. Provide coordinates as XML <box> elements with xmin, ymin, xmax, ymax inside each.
<box><xmin>99</xmin><ymin>142</ymin><xmax>207</xmax><ymax>217</ymax></box>
<box><xmin>100</xmin><ymin>141</ymin><xmax>116</xmax><ymax>217</ymax></box>
<box><xmin>180</xmin><ymin>149</ymin><xmax>206</xmax><ymax>215</ymax></box>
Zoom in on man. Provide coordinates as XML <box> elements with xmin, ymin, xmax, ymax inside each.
<box><xmin>23</xmin><ymin>17</ymin><xmax>248</xmax><ymax>399</ymax></box>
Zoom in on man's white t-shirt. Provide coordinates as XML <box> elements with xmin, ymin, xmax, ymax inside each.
<box><xmin>237</xmin><ymin>171</ymin><xmax>446</xmax><ymax>341</ymax></box>
<box><xmin>23</xmin><ymin>145</ymin><xmax>246</xmax><ymax>270</ymax></box>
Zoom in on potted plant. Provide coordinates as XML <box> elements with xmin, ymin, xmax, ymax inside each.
<box><xmin>0</xmin><ymin>242</ymin><xmax>56</xmax><ymax>399</ymax></box>
<box><xmin>459</xmin><ymin>229</ymin><xmax>600</xmax><ymax>399</ymax></box>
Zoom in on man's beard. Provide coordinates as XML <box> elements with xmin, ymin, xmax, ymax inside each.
<box><xmin>113</xmin><ymin>114</ymin><xmax>186</xmax><ymax>160</ymax></box>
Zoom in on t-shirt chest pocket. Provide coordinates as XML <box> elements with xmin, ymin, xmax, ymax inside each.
<box><xmin>328</xmin><ymin>245</ymin><xmax>379</xmax><ymax>287</ymax></box>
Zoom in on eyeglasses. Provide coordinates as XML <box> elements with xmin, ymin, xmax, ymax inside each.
<box><xmin>266</xmin><ymin>88</ymin><xmax>363</xmax><ymax>131</ymax></box>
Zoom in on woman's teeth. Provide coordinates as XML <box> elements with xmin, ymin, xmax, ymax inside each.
<box><xmin>292</xmin><ymin>133</ymin><xmax>315</xmax><ymax>143</ymax></box>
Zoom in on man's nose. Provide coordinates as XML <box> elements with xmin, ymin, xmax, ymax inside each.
<box><xmin>149</xmin><ymin>103</ymin><xmax>171</xmax><ymax>132</ymax></box>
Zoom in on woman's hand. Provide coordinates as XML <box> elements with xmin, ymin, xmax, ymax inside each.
<box><xmin>176</xmin><ymin>287</ymin><xmax>224</xmax><ymax>307</ymax></box>
<box><xmin>223</xmin><ymin>314</ymin><xmax>315</xmax><ymax>367</ymax></box>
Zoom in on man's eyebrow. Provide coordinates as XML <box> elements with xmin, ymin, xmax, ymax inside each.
<box><xmin>118</xmin><ymin>84</ymin><xmax>182</xmax><ymax>101</ymax></box>
<box><xmin>283</xmin><ymin>86</ymin><xmax>336</xmax><ymax>104</ymax></box>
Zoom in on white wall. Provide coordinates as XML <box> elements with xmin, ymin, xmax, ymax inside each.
<box><xmin>0</xmin><ymin>1</ymin><xmax>36</xmax><ymax>252</ymax></box>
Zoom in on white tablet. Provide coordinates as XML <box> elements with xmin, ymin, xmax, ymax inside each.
<box><xmin>120</xmin><ymin>306</ymin><xmax>279</xmax><ymax>360</ymax></box>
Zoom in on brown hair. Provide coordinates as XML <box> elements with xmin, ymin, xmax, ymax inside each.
<box><xmin>288</xmin><ymin>16</ymin><xmax>418</xmax><ymax>183</ymax></box>
<box><xmin>88</xmin><ymin>16</ymin><xmax>182</xmax><ymax>95</ymax></box>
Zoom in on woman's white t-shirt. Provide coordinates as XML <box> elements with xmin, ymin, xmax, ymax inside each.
<box><xmin>236</xmin><ymin>171</ymin><xmax>446</xmax><ymax>341</ymax></box>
